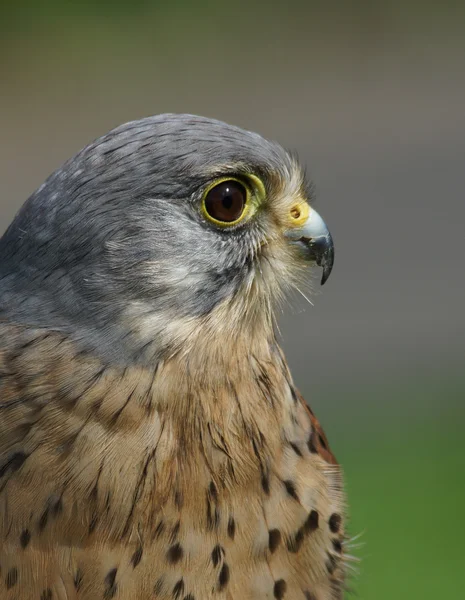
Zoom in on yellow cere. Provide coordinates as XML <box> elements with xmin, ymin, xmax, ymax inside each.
<box><xmin>288</xmin><ymin>199</ymin><xmax>310</xmax><ymax>228</ymax></box>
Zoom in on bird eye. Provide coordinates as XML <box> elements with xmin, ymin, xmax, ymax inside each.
<box><xmin>202</xmin><ymin>179</ymin><xmax>248</xmax><ymax>225</ymax></box>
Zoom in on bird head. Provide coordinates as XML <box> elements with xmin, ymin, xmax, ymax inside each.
<box><xmin>0</xmin><ymin>114</ymin><xmax>334</xmax><ymax>364</ymax></box>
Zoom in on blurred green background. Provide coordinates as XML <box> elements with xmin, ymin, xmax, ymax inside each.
<box><xmin>1</xmin><ymin>2</ymin><xmax>464</xmax><ymax>598</ymax></box>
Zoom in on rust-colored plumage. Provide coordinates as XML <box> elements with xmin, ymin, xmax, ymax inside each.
<box><xmin>0</xmin><ymin>324</ymin><xmax>345</xmax><ymax>599</ymax></box>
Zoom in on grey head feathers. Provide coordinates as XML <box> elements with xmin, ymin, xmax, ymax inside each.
<box><xmin>0</xmin><ymin>114</ymin><xmax>300</xmax><ymax>364</ymax></box>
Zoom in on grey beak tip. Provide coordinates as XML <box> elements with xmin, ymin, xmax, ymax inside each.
<box><xmin>306</xmin><ymin>233</ymin><xmax>334</xmax><ymax>285</ymax></box>
<box><xmin>321</xmin><ymin>270</ymin><xmax>329</xmax><ymax>286</ymax></box>
<box><xmin>320</xmin><ymin>243</ymin><xmax>334</xmax><ymax>286</ymax></box>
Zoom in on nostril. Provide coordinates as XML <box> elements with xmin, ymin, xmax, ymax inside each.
<box><xmin>290</xmin><ymin>206</ymin><xmax>301</xmax><ymax>220</ymax></box>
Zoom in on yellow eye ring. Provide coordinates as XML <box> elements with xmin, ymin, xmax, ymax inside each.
<box><xmin>201</xmin><ymin>174</ymin><xmax>266</xmax><ymax>227</ymax></box>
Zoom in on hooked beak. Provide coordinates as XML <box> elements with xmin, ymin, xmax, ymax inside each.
<box><xmin>286</xmin><ymin>207</ymin><xmax>335</xmax><ymax>285</ymax></box>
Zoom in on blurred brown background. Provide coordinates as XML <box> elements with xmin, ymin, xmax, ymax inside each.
<box><xmin>1</xmin><ymin>2</ymin><xmax>464</xmax><ymax>598</ymax></box>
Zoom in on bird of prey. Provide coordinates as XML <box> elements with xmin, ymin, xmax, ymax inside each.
<box><xmin>0</xmin><ymin>114</ymin><xmax>345</xmax><ymax>600</ymax></box>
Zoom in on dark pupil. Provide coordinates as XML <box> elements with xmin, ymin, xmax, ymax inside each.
<box><xmin>205</xmin><ymin>180</ymin><xmax>246</xmax><ymax>223</ymax></box>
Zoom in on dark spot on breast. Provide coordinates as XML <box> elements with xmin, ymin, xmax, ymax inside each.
<box><xmin>105</xmin><ymin>569</ymin><xmax>117</xmax><ymax>586</ymax></box>
<box><xmin>166</xmin><ymin>543</ymin><xmax>184</xmax><ymax>564</ymax></box>
<box><xmin>74</xmin><ymin>568</ymin><xmax>83</xmax><ymax>590</ymax></box>
<box><xmin>0</xmin><ymin>451</ymin><xmax>29</xmax><ymax>478</ymax></box>
<box><xmin>304</xmin><ymin>510</ymin><xmax>319</xmax><ymax>533</ymax></box>
<box><xmin>268</xmin><ymin>529</ymin><xmax>281</xmax><ymax>553</ymax></box>
<box><xmin>227</xmin><ymin>459</ymin><xmax>236</xmax><ymax>479</ymax></box>
<box><xmin>20</xmin><ymin>529</ymin><xmax>31</xmax><ymax>549</ymax></box>
<box><xmin>89</xmin><ymin>480</ymin><xmax>98</xmax><ymax>502</ymax></box>
<box><xmin>38</xmin><ymin>506</ymin><xmax>49</xmax><ymax>532</ymax></box>
<box><xmin>290</xmin><ymin>387</ymin><xmax>298</xmax><ymax>404</ymax></box>
<box><xmin>289</xmin><ymin>442</ymin><xmax>302</xmax><ymax>457</ymax></box>
<box><xmin>304</xmin><ymin>592</ymin><xmax>317</xmax><ymax>600</ymax></box>
<box><xmin>209</xmin><ymin>481</ymin><xmax>218</xmax><ymax>501</ymax></box>
<box><xmin>307</xmin><ymin>432</ymin><xmax>318</xmax><ymax>454</ymax></box>
<box><xmin>172</xmin><ymin>578</ymin><xmax>185</xmax><ymax>599</ymax></box>
<box><xmin>88</xmin><ymin>512</ymin><xmax>98</xmax><ymax>534</ymax></box>
<box><xmin>227</xmin><ymin>516</ymin><xmax>236</xmax><ymax>540</ymax></box>
<box><xmin>326</xmin><ymin>553</ymin><xmax>338</xmax><ymax>575</ymax></box>
<box><xmin>261</xmin><ymin>473</ymin><xmax>270</xmax><ymax>495</ymax></box>
<box><xmin>184</xmin><ymin>595</ymin><xmax>195</xmax><ymax>600</ymax></box>
<box><xmin>51</xmin><ymin>497</ymin><xmax>63</xmax><ymax>517</ymax></box>
<box><xmin>154</xmin><ymin>519</ymin><xmax>165</xmax><ymax>539</ymax></box>
<box><xmin>252</xmin><ymin>438</ymin><xmax>271</xmax><ymax>496</ymax></box>
<box><xmin>211</xmin><ymin>544</ymin><xmax>224</xmax><ymax>567</ymax></box>
<box><xmin>6</xmin><ymin>567</ymin><xmax>18</xmax><ymax>589</ymax></box>
<box><xmin>332</xmin><ymin>539</ymin><xmax>343</xmax><ymax>553</ymax></box>
<box><xmin>283</xmin><ymin>480</ymin><xmax>299</xmax><ymax>501</ymax></box>
<box><xmin>131</xmin><ymin>545</ymin><xmax>143</xmax><ymax>567</ymax></box>
<box><xmin>104</xmin><ymin>568</ymin><xmax>117</xmax><ymax>599</ymax></box>
<box><xmin>40</xmin><ymin>589</ymin><xmax>52</xmax><ymax>600</ymax></box>
<box><xmin>273</xmin><ymin>579</ymin><xmax>287</xmax><ymax>599</ymax></box>
<box><xmin>174</xmin><ymin>490</ymin><xmax>184</xmax><ymax>509</ymax></box>
<box><xmin>329</xmin><ymin>513</ymin><xmax>341</xmax><ymax>533</ymax></box>
<box><xmin>218</xmin><ymin>563</ymin><xmax>230</xmax><ymax>590</ymax></box>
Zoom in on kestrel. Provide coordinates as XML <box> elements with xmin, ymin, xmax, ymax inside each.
<box><xmin>0</xmin><ymin>115</ymin><xmax>345</xmax><ymax>600</ymax></box>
